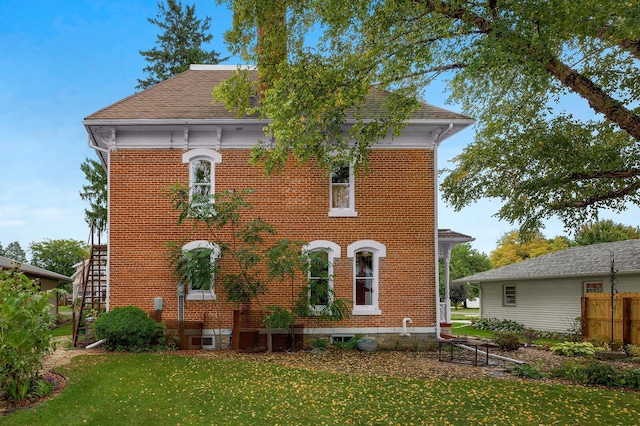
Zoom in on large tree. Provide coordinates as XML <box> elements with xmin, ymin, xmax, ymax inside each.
<box><xmin>491</xmin><ymin>230</ymin><xmax>570</xmax><ymax>268</ymax></box>
<box><xmin>574</xmin><ymin>220</ymin><xmax>640</xmax><ymax>246</ymax></box>
<box><xmin>137</xmin><ymin>0</ymin><xmax>226</xmax><ymax>90</ymax></box>
<box><xmin>439</xmin><ymin>243</ymin><xmax>492</xmax><ymax>303</ymax></box>
<box><xmin>215</xmin><ymin>0</ymin><xmax>640</xmax><ymax>232</ymax></box>
<box><xmin>79</xmin><ymin>158</ymin><xmax>108</xmax><ymax>231</ymax></box>
<box><xmin>29</xmin><ymin>239</ymin><xmax>87</xmax><ymax>278</ymax></box>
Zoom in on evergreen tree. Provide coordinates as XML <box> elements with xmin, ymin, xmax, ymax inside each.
<box><xmin>4</xmin><ymin>241</ymin><xmax>26</xmax><ymax>263</ymax></box>
<box><xmin>79</xmin><ymin>158</ymin><xmax>108</xmax><ymax>231</ymax></box>
<box><xmin>136</xmin><ymin>0</ymin><xmax>225</xmax><ymax>91</ymax></box>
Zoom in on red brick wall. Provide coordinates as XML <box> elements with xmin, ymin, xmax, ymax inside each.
<box><xmin>108</xmin><ymin>148</ymin><xmax>436</xmax><ymax>330</ymax></box>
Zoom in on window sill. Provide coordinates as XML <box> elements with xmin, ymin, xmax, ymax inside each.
<box><xmin>352</xmin><ymin>308</ymin><xmax>382</xmax><ymax>316</ymax></box>
<box><xmin>186</xmin><ymin>292</ymin><xmax>217</xmax><ymax>301</ymax></box>
<box><xmin>328</xmin><ymin>209</ymin><xmax>358</xmax><ymax>217</ymax></box>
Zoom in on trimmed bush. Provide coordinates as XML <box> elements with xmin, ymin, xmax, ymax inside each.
<box><xmin>492</xmin><ymin>331</ymin><xmax>521</xmax><ymax>350</ymax></box>
<box><xmin>94</xmin><ymin>306</ymin><xmax>163</xmax><ymax>351</ymax></box>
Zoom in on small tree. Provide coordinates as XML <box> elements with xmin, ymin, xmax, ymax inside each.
<box><xmin>0</xmin><ymin>270</ymin><xmax>56</xmax><ymax>401</ymax></box>
<box><xmin>449</xmin><ymin>282</ymin><xmax>468</xmax><ymax>310</ymax></box>
<box><xmin>168</xmin><ymin>186</ymin><xmax>349</xmax><ymax>352</ymax></box>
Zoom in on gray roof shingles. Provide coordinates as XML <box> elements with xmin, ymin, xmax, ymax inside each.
<box><xmin>0</xmin><ymin>256</ymin><xmax>72</xmax><ymax>281</ymax></box>
<box><xmin>85</xmin><ymin>68</ymin><xmax>472</xmax><ymax>122</ymax></box>
<box><xmin>454</xmin><ymin>239</ymin><xmax>640</xmax><ymax>283</ymax></box>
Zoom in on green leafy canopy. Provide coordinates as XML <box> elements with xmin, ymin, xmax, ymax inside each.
<box><xmin>216</xmin><ymin>0</ymin><xmax>640</xmax><ymax>234</ymax></box>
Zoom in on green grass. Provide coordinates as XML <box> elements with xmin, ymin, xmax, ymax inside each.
<box><xmin>452</xmin><ymin>323</ymin><xmax>495</xmax><ymax>339</ymax></box>
<box><xmin>4</xmin><ymin>353</ymin><xmax>640</xmax><ymax>425</ymax></box>
<box><xmin>58</xmin><ymin>305</ymin><xmax>72</xmax><ymax>313</ymax></box>
<box><xmin>452</xmin><ymin>324</ymin><xmax>563</xmax><ymax>345</ymax></box>
<box><xmin>51</xmin><ymin>323</ymin><xmax>72</xmax><ymax>337</ymax></box>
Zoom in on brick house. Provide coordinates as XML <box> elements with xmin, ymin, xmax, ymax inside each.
<box><xmin>83</xmin><ymin>65</ymin><xmax>473</xmax><ymax>349</ymax></box>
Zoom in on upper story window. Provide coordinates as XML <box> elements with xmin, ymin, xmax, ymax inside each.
<box><xmin>329</xmin><ymin>164</ymin><xmax>357</xmax><ymax>217</ymax></box>
<box><xmin>182</xmin><ymin>149</ymin><xmax>222</xmax><ymax>204</ymax></box>
<box><xmin>182</xmin><ymin>240</ymin><xmax>220</xmax><ymax>301</ymax></box>
<box><xmin>347</xmin><ymin>240</ymin><xmax>385</xmax><ymax>315</ymax></box>
<box><xmin>305</xmin><ymin>240</ymin><xmax>341</xmax><ymax>311</ymax></box>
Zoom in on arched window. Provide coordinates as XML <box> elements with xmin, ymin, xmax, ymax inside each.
<box><xmin>181</xmin><ymin>240</ymin><xmax>220</xmax><ymax>301</ymax></box>
<box><xmin>304</xmin><ymin>240</ymin><xmax>341</xmax><ymax>310</ymax></box>
<box><xmin>347</xmin><ymin>240</ymin><xmax>385</xmax><ymax>315</ymax></box>
<box><xmin>182</xmin><ymin>149</ymin><xmax>222</xmax><ymax>204</ymax></box>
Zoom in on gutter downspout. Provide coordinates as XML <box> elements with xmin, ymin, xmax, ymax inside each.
<box><xmin>433</xmin><ymin>123</ymin><xmax>453</xmax><ymax>340</ymax></box>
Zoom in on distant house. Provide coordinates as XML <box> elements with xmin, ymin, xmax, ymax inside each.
<box><xmin>454</xmin><ymin>240</ymin><xmax>640</xmax><ymax>332</ymax></box>
<box><xmin>0</xmin><ymin>256</ymin><xmax>72</xmax><ymax>315</ymax></box>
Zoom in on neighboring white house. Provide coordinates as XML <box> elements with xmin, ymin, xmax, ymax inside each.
<box><xmin>454</xmin><ymin>239</ymin><xmax>640</xmax><ymax>332</ymax></box>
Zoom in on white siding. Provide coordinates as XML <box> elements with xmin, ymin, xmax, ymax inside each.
<box><xmin>480</xmin><ymin>279</ymin><xmax>583</xmax><ymax>332</ymax></box>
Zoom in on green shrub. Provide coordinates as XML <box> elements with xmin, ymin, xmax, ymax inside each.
<box><xmin>0</xmin><ymin>270</ymin><xmax>57</xmax><ymax>401</ymax></box>
<box><xmin>311</xmin><ymin>338</ymin><xmax>328</xmax><ymax>349</ymax></box>
<box><xmin>473</xmin><ymin>318</ymin><xmax>525</xmax><ymax>334</ymax></box>
<box><xmin>332</xmin><ymin>335</ymin><xmax>362</xmax><ymax>350</ymax></box>
<box><xmin>512</xmin><ymin>364</ymin><xmax>543</xmax><ymax>379</ymax></box>
<box><xmin>581</xmin><ymin>361</ymin><xmax>619</xmax><ymax>387</ymax></box>
<box><xmin>94</xmin><ymin>306</ymin><xmax>164</xmax><ymax>352</ymax></box>
<box><xmin>551</xmin><ymin>361</ymin><xmax>623</xmax><ymax>388</ymax></box>
<box><xmin>550</xmin><ymin>341</ymin><xmax>596</xmax><ymax>357</ymax></box>
<box><xmin>619</xmin><ymin>369</ymin><xmax>640</xmax><ymax>390</ymax></box>
<box><xmin>492</xmin><ymin>331</ymin><xmax>521</xmax><ymax>350</ymax></box>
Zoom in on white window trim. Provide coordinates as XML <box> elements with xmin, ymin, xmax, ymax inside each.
<box><xmin>347</xmin><ymin>240</ymin><xmax>385</xmax><ymax>316</ymax></box>
<box><xmin>304</xmin><ymin>240</ymin><xmax>341</xmax><ymax>311</ymax></box>
<box><xmin>503</xmin><ymin>284</ymin><xmax>516</xmax><ymax>307</ymax></box>
<box><xmin>182</xmin><ymin>240</ymin><xmax>220</xmax><ymax>301</ymax></box>
<box><xmin>182</xmin><ymin>149</ymin><xmax>222</xmax><ymax>203</ymax></box>
<box><xmin>329</xmin><ymin>164</ymin><xmax>357</xmax><ymax>217</ymax></box>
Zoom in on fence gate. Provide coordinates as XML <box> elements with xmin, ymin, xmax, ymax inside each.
<box><xmin>581</xmin><ymin>292</ymin><xmax>640</xmax><ymax>345</ymax></box>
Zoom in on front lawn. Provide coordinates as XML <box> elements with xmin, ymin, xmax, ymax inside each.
<box><xmin>4</xmin><ymin>353</ymin><xmax>639</xmax><ymax>425</ymax></box>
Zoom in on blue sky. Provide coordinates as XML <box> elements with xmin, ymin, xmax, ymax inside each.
<box><xmin>0</xmin><ymin>0</ymin><xmax>638</xmax><ymax>258</ymax></box>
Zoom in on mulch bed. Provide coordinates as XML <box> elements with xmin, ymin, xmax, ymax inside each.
<box><xmin>0</xmin><ymin>371</ymin><xmax>67</xmax><ymax>416</ymax></box>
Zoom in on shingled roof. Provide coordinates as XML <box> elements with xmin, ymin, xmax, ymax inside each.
<box><xmin>0</xmin><ymin>256</ymin><xmax>72</xmax><ymax>282</ymax></box>
<box><xmin>85</xmin><ymin>65</ymin><xmax>472</xmax><ymax>122</ymax></box>
<box><xmin>454</xmin><ymin>239</ymin><xmax>640</xmax><ymax>283</ymax></box>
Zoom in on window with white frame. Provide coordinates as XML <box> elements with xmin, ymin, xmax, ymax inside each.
<box><xmin>584</xmin><ymin>281</ymin><xmax>604</xmax><ymax>294</ymax></box>
<box><xmin>503</xmin><ymin>284</ymin><xmax>516</xmax><ymax>306</ymax></box>
<box><xmin>182</xmin><ymin>149</ymin><xmax>222</xmax><ymax>204</ymax></box>
<box><xmin>182</xmin><ymin>240</ymin><xmax>220</xmax><ymax>301</ymax></box>
<box><xmin>329</xmin><ymin>164</ymin><xmax>357</xmax><ymax>217</ymax></box>
<box><xmin>347</xmin><ymin>240</ymin><xmax>385</xmax><ymax>315</ymax></box>
<box><xmin>305</xmin><ymin>240</ymin><xmax>341</xmax><ymax>311</ymax></box>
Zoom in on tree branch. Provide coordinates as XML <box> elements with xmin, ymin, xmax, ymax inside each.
<box><xmin>553</xmin><ymin>179</ymin><xmax>640</xmax><ymax>209</ymax></box>
<box><xmin>414</xmin><ymin>0</ymin><xmax>640</xmax><ymax>142</ymax></box>
<box><xmin>567</xmin><ymin>168</ymin><xmax>640</xmax><ymax>181</ymax></box>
